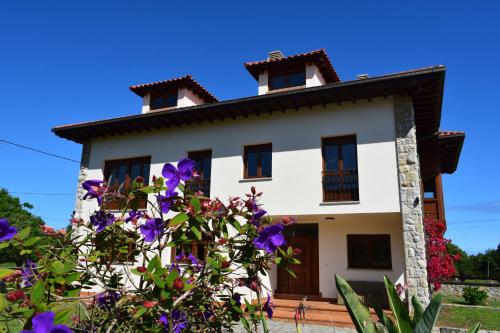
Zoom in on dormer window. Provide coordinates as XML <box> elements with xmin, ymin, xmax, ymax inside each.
<box><xmin>150</xmin><ymin>91</ymin><xmax>177</xmax><ymax>110</ymax></box>
<box><xmin>269</xmin><ymin>69</ymin><xmax>306</xmax><ymax>91</ymax></box>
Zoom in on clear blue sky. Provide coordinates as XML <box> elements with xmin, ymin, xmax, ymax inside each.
<box><xmin>0</xmin><ymin>1</ymin><xmax>498</xmax><ymax>254</ymax></box>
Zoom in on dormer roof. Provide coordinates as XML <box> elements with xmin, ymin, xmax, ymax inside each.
<box><xmin>438</xmin><ymin>131</ymin><xmax>465</xmax><ymax>174</ymax></box>
<box><xmin>244</xmin><ymin>49</ymin><xmax>340</xmax><ymax>83</ymax></box>
<box><xmin>129</xmin><ymin>75</ymin><xmax>218</xmax><ymax>103</ymax></box>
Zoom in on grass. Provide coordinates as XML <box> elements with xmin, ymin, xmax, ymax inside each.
<box><xmin>441</xmin><ymin>294</ymin><xmax>500</xmax><ymax>308</ymax></box>
<box><xmin>437</xmin><ymin>305</ymin><xmax>500</xmax><ymax>330</ymax></box>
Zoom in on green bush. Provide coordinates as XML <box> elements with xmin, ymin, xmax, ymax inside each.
<box><xmin>463</xmin><ymin>286</ymin><xmax>488</xmax><ymax>305</ymax></box>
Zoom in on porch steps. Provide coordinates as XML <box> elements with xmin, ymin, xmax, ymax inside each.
<box><xmin>268</xmin><ymin>298</ymin><xmax>381</xmax><ymax>328</ymax></box>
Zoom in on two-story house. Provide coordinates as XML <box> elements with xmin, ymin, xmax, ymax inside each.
<box><xmin>53</xmin><ymin>49</ymin><xmax>464</xmax><ymax>305</ymax></box>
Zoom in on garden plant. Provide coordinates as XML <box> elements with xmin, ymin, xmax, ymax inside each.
<box><xmin>0</xmin><ymin>158</ymin><xmax>299</xmax><ymax>332</ymax></box>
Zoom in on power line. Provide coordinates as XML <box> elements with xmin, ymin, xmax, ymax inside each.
<box><xmin>9</xmin><ymin>191</ymin><xmax>74</xmax><ymax>196</ymax></box>
<box><xmin>0</xmin><ymin>139</ymin><xmax>79</xmax><ymax>163</ymax></box>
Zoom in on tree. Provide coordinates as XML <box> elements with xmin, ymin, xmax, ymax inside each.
<box><xmin>0</xmin><ymin>188</ymin><xmax>60</xmax><ymax>264</ymax></box>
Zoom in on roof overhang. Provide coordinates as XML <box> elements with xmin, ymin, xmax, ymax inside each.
<box><xmin>438</xmin><ymin>131</ymin><xmax>465</xmax><ymax>174</ymax></box>
<box><xmin>53</xmin><ymin>66</ymin><xmax>446</xmax><ymax>144</ymax></box>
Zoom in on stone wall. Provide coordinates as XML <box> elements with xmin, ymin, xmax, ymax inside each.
<box><xmin>394</xmin><ymin>96</ymin><xmax>430</xmax><ymax>305</ymax></box>
<box><xmin>73</xmin><ymin>141</ymin><xmax>91</xmax><ymax>221</ymax></box>
<box><xmin>440</xmin><ymin>282</ymin><xmax>500</xmax><ymax>300</ymax></box>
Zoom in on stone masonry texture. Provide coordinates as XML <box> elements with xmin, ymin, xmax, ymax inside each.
<box><xmin>394</xmin><ymin>96</ymin><xmax>430</xmax><ymax>305</ymax></box>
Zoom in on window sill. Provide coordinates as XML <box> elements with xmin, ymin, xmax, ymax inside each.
<box><xmin>346</xmin><ymin>267</ymin><xmax>393</xmax><ymax>271</ymax></box>
<box><xmin>239</xmin><ymin>177</ymin><xmax>273</xmax><ymax>183</ymax></box>
<box><xmin>319</xmin><ymin>201</ymin><xmax>360</xmax><ymax>206</ymax></box>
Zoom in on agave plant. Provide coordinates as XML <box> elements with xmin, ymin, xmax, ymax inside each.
<box><xmin>334</xmin><ymin>275</ymin><xmax>481</xmax><ymax>333</ymax></box>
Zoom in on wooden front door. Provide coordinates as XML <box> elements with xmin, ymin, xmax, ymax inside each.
<box><xmin>277</xmin><ymin>224</ymin><xmax>319</xmax><ymax>295</ymax></box>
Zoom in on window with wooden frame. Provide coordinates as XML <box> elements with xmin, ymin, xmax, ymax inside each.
<box><xmin>269</xmin><ymin>69</ymin><xmax>306</xmax><ymax>91</ymax></box>
<box><xmin>186</xmin><ymin>150</ymin><xmax>212</xmax><ymax>197</ymax></box>
<box><xmin>150</xmin><ymin>90</ymin><xmax>178</xmax><ymax>110</ymax></box>
<box><xmin>321</xmin><ymin>135</ymin><xmax>359</xmax><ymax>202</ymax></box>
<box><xmin>95</xmin><ymin>229</ymin><xmax>139</xmax><ymax>263</ymax></box>
<box><xmin>244</xmin><ymin>143</ymin><xmax>272</xmax><ymax>179</ymax></box>
<box><xmin>103</xmin><ymin>156</ymin><xmax>151</xmax><ymax>210</ymax></box>
<box><xmin>347</xmin><ymin>234</ymin><xmax>392</xmax><ymax>269</ymax></box>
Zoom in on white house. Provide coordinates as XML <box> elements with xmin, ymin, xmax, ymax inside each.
<box><xmin>53</xmin><ymin>49</ymin><xmax>464</xmax><ymax>306</ymax></box>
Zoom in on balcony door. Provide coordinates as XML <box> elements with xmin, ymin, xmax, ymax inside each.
<box><xmin>187</xmin><ymin>150</ymin><xmax>212</xmax><ymax>197</ymax></box>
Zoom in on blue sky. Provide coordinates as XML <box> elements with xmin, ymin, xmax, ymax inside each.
<box><xmin>0</xmin><ymin>1</ymin><xmax>498</xmax><ymax>254</ymax></box>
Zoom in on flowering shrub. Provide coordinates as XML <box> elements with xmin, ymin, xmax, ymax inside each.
<box><xmin>0</xmin><ymin>158</ymin><xmax>298</xmax><ymax>332</ymax></box>
<box><xmin>424</xmin><ymin>216</ymin><xmax>459</xmax><ymax>292</ymax></box>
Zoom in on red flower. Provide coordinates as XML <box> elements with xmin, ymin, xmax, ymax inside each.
<box><xmin>221</xmin><ymin>261</ymin><xmax>230</xmax><ymax>269</ymax></box>
<box><xmin>173</xmin><ymin>278</ymin><xmax>184</xmax><ymax>290</ymax></box>
<box><xmin>143</xmin><ymin>301</ymin><xmax>158</xmax><ymax>308</ymax></box>
<box><xmin>137</xmin><ymin>266</ymin><xmax>147</xmax><ymax>273</ymax></box>
<box><xmin>6</xmin><ymin>290</ymin><xmax>24</xmax><ymax>302</ymax></box>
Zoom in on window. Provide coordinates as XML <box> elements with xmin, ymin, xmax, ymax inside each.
<box><xmin>322</xmin><ymin>136</ymin><xmax>359</xmax><ymax>202</ymax></box>
<box><xmin>171</xmin><ymin>242</ymin><xmax>207</xmax><ymax>263</ymax></box>
<box><xmin>347</xmin><ymin>235</ymin><xmax>392</xmax><ymax>269</ymax></box>
<box><xmin>104</xmin><ymin>156</ymin><xmax>151</xmax><ymax>210</ymax></box>
<box><xmin>95</xmin><ymin>229</ymin><xmax>139</xmax><ymax>263</ymax></box>
<box><xmin>150</xmin><ymin>91</ymin><xmax>178</xmax><ymax>110</ymax></box>
<box><xmin>186</xmin><ymin>150</ymin><xmax>212</xmax><ymax>196</ymax></box>
<box><xmin>269</xmin><ymin>69</ymin><xmax>306</xmax><ymax>91</ymax></box>
<box><xmin>244</xmin><ymin>144</ymin><xmax>272</xmax><ymax>179</ymax></box>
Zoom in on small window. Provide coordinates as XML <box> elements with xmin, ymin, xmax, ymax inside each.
<box><xmin>104</xmin><ymin>156</ymin><xmax>151</xmax><ymax>210</ymax></box>
<box><xmin>322</xmin><ymin>136</ymin><xmax>359</xmax><ymax>202</ymax></box>
<box><xmin>186</xmin><ymin>150</ymin><xmax>212</xmax><ymax>196</ymax></box>
<box><xmin>347</xmin><ymin>235</ymin><xmax>392</xmax><ymax>269</ymax></box>
<box><xmin>150</xmin><ymin>91</ymin><xmax>178</xmax><ymax>110</ymax></box>
<box><xmin>269</xmin><ymin>70</ymin><xmax>306</xmax><ymax>91</ymax></box>
<box><xmin>244</xmin><ymin>144</ymin><xmax>272</xmax><ymax>179</ymax></box>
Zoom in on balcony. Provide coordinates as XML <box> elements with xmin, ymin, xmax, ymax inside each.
<box><xmin>186</xmin><ymin>178</ymin><xmax>210</xmax><ymax>197</ymax></box>
<box><xmin>322</xmin><ymin>170</ymin><xmax>359</xmax><ymax>202</ymax></box>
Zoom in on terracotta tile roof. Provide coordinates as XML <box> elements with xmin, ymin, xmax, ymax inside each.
<box><xmin>129</xmin><ymin>75</ymin><xmax>218</xmax><ymax>103</ymax></box>
<box><xmin>244</xmin><ymin>49</ymin><xmax>340</xmax><ymax>83</ymax></box>
<box><xmin>439</xmin><ymin>130</ymin><xmax>465</xmax><ymax>137</ymax></box>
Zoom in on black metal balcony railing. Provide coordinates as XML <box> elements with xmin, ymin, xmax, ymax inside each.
<box><xmin>322</xmin><ymin>170</ymin><xmax>359</xmax><ymax>202</ymax></box>
<box><xmin>186</xmin><ymin>179</ymin><xmax>211</xmax><ymax>197</ymax></box>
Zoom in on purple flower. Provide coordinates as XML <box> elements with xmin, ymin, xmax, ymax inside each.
<box><xmin>159</xmin><ymin>309</ymin><xmax>188</xmax><ymax>333</ymax></box>
<box><xmin>97</xmin><ymin>291</ymin><xmax>120</xmax><ymax>310</ymax></box>
<box><xmin>162</xmin><ymin>158</ymin><xmax>195</xmax><ymax>191</ymax></box>
<box><xmin>232</xmin><ymin>294</ymin><xmax>241</xmax><ymax>307</ymax></box>
<box><xmin>82</xmin><ymin>180</ymin><xmax>105</xmax><ymax>205</ymax></box>
<box><xmin>140</xmin><ymin>218</ymin><xmax>165</xmax><ymax>242</ymax></box>
<box><xmin>157</xmin><ymin>189</ymin><xmax>178</xmax><ymax>214</ymax></box>
<box><xmin>20</xmin><ymin>311</ymin><xmax>72</xmax><ymax>333</ymax></box>
<box><xmin>21</xmin><ymin>259</ymin><xmax>38</xmax><ymax>287</ymax></box>
<box><xmin>125</xmin><ymin>210</ymin><xmax>143</xmax><ymax>223</ymax></box>
<box><xmin>175</xmin><ymin>252</ymin><xmax>199</xmax><ymax>266</ymax></box>
<box><xmin>0</xmin><ymin>218</ymin><xmax>17</xmax><ymax>242</ymax></box>
<box><xmin>89</xmin><ymin>210</ymin><xmax>115</xmax><ymax>233</ymax></box>
<box><xmin>263</xmin><ymin>294</ymin><xmax>273</xmax><ymax>319</ymax></box>
<box><xmin>253</xmin><ymin>224</ymin><xmax>286</xmax><ymax>253</ymax></box>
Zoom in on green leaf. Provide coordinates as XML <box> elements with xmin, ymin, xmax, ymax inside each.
<box><xmin>207</xmin><ymin>257</ymin><xmax>220</xmax><ymax>269</ymax></box>
<box><xmin>413</xmin><ymin>293</ymin><xmax>442</xmax><ymax>333</ymax></box>
<box><xmin>151</xmin><ymin>274</ymin><xmax>165</xmax><ymax>288</ymax></box>
<box><xmin>166</xmin><ymin>269</ymin><xmax>179</xmax><ymax>289</ymax></box>
<box><xmin>147</xmin><ymin>255</ymin><xmax>161</xmax><ymax>273</ymax></box>
<box><xmin>412</xmin><ymin>295</ymin><xmax>425</xmax><ymax>325</ymax></box>
<box><xmin>190</xmin><ymin>225</ymin><xmax>202</xmax><ymax>241</ymax></box>
<box><xmin>240</xmin><ymin>317</ymin><xmax>251</xmax><ymax>332</ymax></box>
<box><xmin>24</xmin><ymin>236</ymin><xmax>42</xmax><ymax>246</ymax></box>
<box><xmin>30</xmin><ymin>280</ymin><xmax>45</xmax><ymax>305</ymax></box>
<box><xmin>228</xmin><ymin>217</ymin><xmax>243</xmax><ymax>233</ymax></box>
<box><xmin>133</xmin><ymin>307</ymin><xmax>148</xmax><ymax>319</ymax></box>
<box><xmin>0</xmin><ymin>242</ymin><xmax>10</xmax><ymax>250</ymax></box>
<box><xmin>335</xmin><ymin>275</ymin><xmax>378</xmax><ymax>333</ymax></box>
<box><xmin>189</xmin><ymin>197</ymin><xmax>201</xmax><ymax>212</ymax></box>
<box><xmin>54</xmin><ymin>307</ymin><xmax>74</xmax><ymax>325</ymax></box>
<box><xmin>383</xmin><ymin>276</ymin><xmax>413</xmax><ymax>333</ymax></box>
<box><xmin>139</xmin><ymin>186</ymin><xmax>156</xmax><ymax>194</ymax></box>
<box><xmin>170</xmin><ymin>213</ymin><xmax>189</xmax><ymax>226</ymax></box>
<box><xmin>467</xmin><ymin>323</ymin><xmax>481</xmax><ymax>333</ymax></box>
<box><xmin>17</xmin><ymin>226</ymin><xmax>31</xmax><ymax>240</ymax></box>
<box><xmin>374</xmin><ymin>302</ymin><xmax>398</xmax><ymax>333</ymax></box>
<box><xmin>0</xmin><ymin>268</ymin><xmax>15</xmax><ymax>280</ymax></box>
<box><xmin>50</xmin><ymin>261</ymin><xmax>65</xmax><ymax>275</ymax></box>
<box><xmin>0</xmin><ymin>293</ymin><xmax>6</xmax><ymax>312</ymax></box>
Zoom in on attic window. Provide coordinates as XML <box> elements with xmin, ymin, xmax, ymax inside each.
<box><xmin>269</xmin><ymin>69</ymin><xmax>305</xmax><ymax>91</ymax></box>
<box><xmin>150</xmin><ymin>91</ymin><xmax>177</xmax><ymax>110</ymax></box>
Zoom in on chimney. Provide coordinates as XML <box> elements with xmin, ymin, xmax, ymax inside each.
<box><xmin>357</xmin><ymin>74</ymin><xmax>369</xmax><ymax>80</ymax></box>
<box><xmin>268</xmin><ymin>50</ymin><xmax>284</xmax><ymax>60</ymax></box>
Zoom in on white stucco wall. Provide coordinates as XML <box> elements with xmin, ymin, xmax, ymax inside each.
<box><xmin>177</xmin><ymin>87</ymin><xmax>206</xmax><ymax>107</ymax></box>
<box><xmin>306</xmin><ymin>64</ymin><xmax>326</xmax><ymax>87</ymax></box>
<box><xmin>81</xmin><ymin>97</ymin><xmax>400</xmax><ymax>222</ymax></box>
<box><xmin>141</xmin><ymin>93</ymin><xmax>151</xmax><ymax>114</ymax></box>
<box><xmin>258</xmin><ymin>71</ymin><xmax>268</xmax><ymax>95</ymax></box>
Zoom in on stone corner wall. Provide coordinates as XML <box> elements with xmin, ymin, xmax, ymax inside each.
<box><xmin>73</xmin><ymin>141</ymin><xmax>91</xmax><ymax>222</ymax></box>
<box><xmin>393</xmin><ymin>95</ymin><xmax>430</xmax><ymax>305</ymax></box>
<box><xmin>440</xmin><ymin>282</ymin><xmax>500</xmax><ymax>300</ymax></box>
